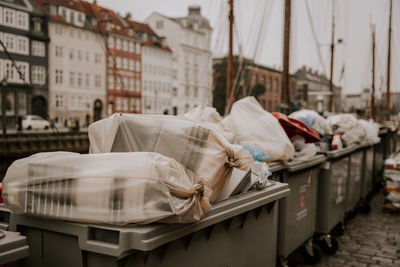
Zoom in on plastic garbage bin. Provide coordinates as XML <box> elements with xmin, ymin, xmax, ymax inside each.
<box><xmin>316</xmin><ymin>145</ymin><xmax>357</xmax><ymax>253</ymax></box>
<box><xmin>373</xmin><ymin>128</ymin><xmax>387</xmax><ymax>192</ymax></box>
<box><xmin>0</xmin><ymin>203</ymin><xmax>10</xmax><ymax>231</ymax></box>
<box><xmin>0</xmin><ymin>229</ymin><xmax>29</xmax><ymax>265</ymax></box>
<box><xmin>269</xmin><ymin>162</ymin><xmax>287</xmax><ymax>182</ymax></box>
<box><xmin>360</xmin><ymin>143</ymin><xmax>374</xmax><ymax>212</ymax></box>
<box><xmin>277</xmin><ymin>155</ymin><xmax>326</xmax><ymax>265</ymax></box>
<box><xmin>9</xmin><ymin>181</ymin><xmax>290</xmax><ymax>267</ymax></box>
<box><xmin>346</xmin><ymin>145</ymin><xmax>363</xmax><ymax>214</ymax></box>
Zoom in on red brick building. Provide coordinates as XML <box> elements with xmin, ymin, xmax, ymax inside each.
<box><xmin>82</xmin><ymin>2</ymin><xmax>142</xmax><ymax>115</ymax></box>
<box><xmin>213</xmin><ymin>57</ymin><xmax>297</xmax><ymax>113</ymax></box>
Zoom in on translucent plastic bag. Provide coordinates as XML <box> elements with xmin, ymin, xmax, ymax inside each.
<box><xmin>2</xmin><ymin>152</ymin><xmax>212</xmax><ymax>225</ymax></box>
<box><xmin>183</xmin><ymin>106</ymin><xmax>235</xmax><ymax>143</ymax></box>
<box><xmin>289</xmin><ymin>109</ymin><xmax>332</xmax><ymax>135</ymax></box>
<box><xmin>358</xmin><ymin>119</ymin><xmax>380</xmax><ymax>145</ymax></box>
<box><xmin>88</xmin><ymin>114</ymin><xmax>253</xmax><ymax>202</ymax></box>
<box><xmin>327</xmin><ymin>114</ymin><xmax>366</xmax><ymax>146</ymax></box>
<box><xmin>228</xmin><ymin>96</ymin><xmax>294</xmax><ymax>162</ymax></box>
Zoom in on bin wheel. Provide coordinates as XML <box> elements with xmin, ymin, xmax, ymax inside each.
<box><xmin>332</xmin><ymin>221</ymin><xmax>345</xmax><ymax>237</ymax></box>
<box><xmin>302</xmin><ymin>241</ymin><xmax>322</xmax><ymax>265</ymax></box>
<box><xmin>359</xmin><ymin>201</ymin><xmax>371</xmax><ymax>214</ymax></box>
<box><xmin>318</xmin><ymin>236</ymin><xmax>339</xmax><ymax>255</ymax></box>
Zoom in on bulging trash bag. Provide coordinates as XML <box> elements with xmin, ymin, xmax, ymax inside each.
<box><xmin>228</xmin><ymin>96</ymin><xmax>294</xmax><ymax>162</ymax></box>
<box><xmin>327</xmin><ymin>114</ymin><xmax>366</xmax><ymax>146</ymax></box>
<box><xmin>289</xmin><ymin>109</ymin><xmax>332</xmax><ymax>135</ymax></box>
<box><xmin>88</xmin><ymin>114</ymin><xmax>253</xmax><ymax>202</ymax></box>
<box><xmin>358</xmin><ymin>119</ymin><xmax>380</xmax><ymax>145</ymax></box>
<box><xmin>2</xmin><ymin>152</ymin><xmax>212</xmax><ymax>225</ymax></box>
<box><xmin>183</xmin><ymin>106</ymin><xmax>235</xmax><ymax>143</ymax></box>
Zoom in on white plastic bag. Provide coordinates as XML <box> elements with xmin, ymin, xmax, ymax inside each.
<box><xmin>88</xmin><ymin>114</ymin><xmax>253</xmax><ymax>202</ymax></box>
<box><xmin>327</xmin><ymin>114</ymin><xmax>366</xmax><ymax>146</ymax></box>
<box><xmin>358</xmin><ymin>119</ymin><xmax>380</xmax><ymax>145</ymax></box>
<box><xmin>228</xmin><ymin>97</ymin><xmax>294</xmax><ymax>162</ymax></box>
<box><xmin>183</xmin><ymin>106</ymin><xmax>235</xmax><ymax>143</ymax></box>
<box><xmin>3</xmin><ymin>152</ymin><xmax>212</xmax><ymax>225</ymax></box>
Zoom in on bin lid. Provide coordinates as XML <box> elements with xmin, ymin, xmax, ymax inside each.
<box><xmin>322</xmin><ymin>144</ymin><xmax>358</xmax><ymax>159</ymax></box>
<box><xmin>268</xmin><ymin>161</ymin><xmax>287</xmax><ymax>173</ymax></box>
<box><xmin>0</xmin><ymin>230</ymin><xmax>29</xmax><ymax>265</ymax></box>
<box><xmin>286</xmin><ymin>154</ymin><xmax>326</xmax><ymax>172</ymax></box>
<box><xmin>10</xmin><ymin>182</ymin><xmax>290</xmax><ymax>257</ymax></box>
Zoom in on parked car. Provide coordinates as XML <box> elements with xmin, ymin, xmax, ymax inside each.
<box><xmin>22</xmin><ymin>115</ymin><xmax>50</xmax><ymax>130</ymax></box>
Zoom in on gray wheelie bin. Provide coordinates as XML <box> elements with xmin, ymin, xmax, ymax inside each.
<box><xmin>360</xmin><ymin>143</ymin><xmax>375</xmax><ymax>210</ymax></box>
<box><xmin>269</xmin><ymin>161</ymin><xmax>287</xmax><ymax>182</ymax></box>
<box><xmin>315</xmin><ymin>145</ymin><xmax>357</xmax><ymax>254</ymax></box>
<box><xmin>277</xmin><ymin>155</ymin><xmax>326</xmax><ymax>265</ymax></box>
<box><xmin>373</xmin><ymin>128</ymin><xmax>387</xmax><ymax>192</ymax></box>
<box><xmin>0</xmin><ymin>229</ymin><xmax>29</xmax><ymax>265</ymax></box>
<box><xmin>0</xmin><ymin>203</ymin><xmax>10</xmax><ymax>231</ymax></box>
<box><xmin>346</xmin><ymin>145</ymin><xmax>364</xmax><ymax>214</ymax></box>
<box><xmin>9</xmin><ymin>181</ymin><xmax>290</xmax><ymax>267</ymax></box>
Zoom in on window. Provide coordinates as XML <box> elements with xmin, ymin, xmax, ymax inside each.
<box><xmin>129</xmin><ymin>98</ymin><xmax>135</xmax><ymax>111</ymax></box>
<box><xmin>55</xmin><ymin>46</ymin><xmax>63</xmax><ymax>57</ymax></box>
<box><xmin>268</xmin><ymin>77</ymin><xmax>272</xmax><ymax>92</ymax></box>
<box><xmin>16</xmin><ymin>12</ymin><xmax>28</xmax><ymax>30</ymax></box>
<box><xmin>108</xmin><ymin>76</ymin><xmax>114</xmax><ymax>89</ymax></box>
<box><xmin>5</xmin><ymin>61</ymin><xmax>13</xmax><ymax>80</ymax></box>
<box><xmin>135</xmin><ymin>80</ymin><xmax>140</xmax><ymax>92</ymax></box>
<box><xmin>123</xmin><ymin>98</ymin><xmax>128</xmax><ymax>111</ymax></box>
<box><xmin>55</xmin><ymin>24</ymin><xmax>63</xmax><ymax>34</ymax></box>
<box><xmin>17</xmin><ymin>92</ymin><xmax>27</xmax><ymax>115</ymax></box>
<box><xmin>185</xmin><ymin>85</ymin><xmax>189</xmax><ymax>96</ymax></box>
<box><xmin>85</xmin><ymin>73</ymin><xmax>90</xmax><ymax>87</ymax></box>
<box><xmin>116</xmin><ymin>98</ymin><xmax>121</xmax><ymax>110</ymax></box>
<box><xmin>55</xmin><ymin>69</ymin><xmax>63</xmax><ymax>84</ymax></box>
<box><xmin>135</xmin><ymin>61</ymin><xmax>140</xmax><ymax>71</ymax></box>
<box><xmin>31</xmin><ymin>65</ymin><xmax>45</xmax><ymax>85</ymax></box>
<box><xmin>69</xmin><ymin>71</ymin><xmax>75</xmax><ymax>86</ymax></box>
<box><xmin>275</xmin><ymin>79</ymin><xmax>279</xmax><ymax>92</ymax></box>
<box><xmin>78</xmin><ymin>13</ymin><xmax>84</xmax><ymax>23</ymax></box>
<box><xmin>156</xmin><ymin>20</ymin><xmax>163</xmax><ymax>29</ymax></box>
<box><xmin>85</xmin><ymin>51</ymin><xmax>89</xmax><ymax>62</ymax></box>
<box><xmin>3</xmin><ymin>8</ymin><xmax>15</xmax><ymax>26</ymax></box>
<box><xmin>129</xmin><ymin>78</ymin><xmax>134</xmax><ymax>91</ymax></box>
<box><xmin>95</xmin><ymin>75</ymin><xmax>101</xmax><ymax>88</ymax></box>
<box><xmin>135</xmin><ymin>98</ymin><xmax>140</xmax><ymax>112</ymax></box>
<box><xmin>17</xmin><ymin>37</ymin><xmax>28</xmax><ymax>55</ymax></box>
<box><xmin>108</xmin><ymin>36</ymin><xmax>114</xmax><ymax>48</ymax></box>
<box><xmin>108</xmin><ymin>56</ymin><xmax>113</xmax><ymax>67</ymax></box>
<box><xmin>122</xmin><ymin>77</ymin><xmax>128</xmax><ymax>90</ymax></box>
<box><xmin>77</xmin><ymin>73</ymin><xmax>82</xmax><ymax>86</ymax></box>
<box><xmin>55</xmin><ymin>94</ymin><xmax>64</xmax><ymax>108</ymax></box>
<box><xmin>129</xmin><ymin>60</ymin><xmax>134</xmax><ymax>70</ymax></box>
<box><xmin>33</xmin><ymin>21</ymin><xmax>41</xmax><ymax>33</ymax></box>
<box><xmin>123</xmin><ymin>58</ymin><xmax>128</xmax><ymax>69</ymax></box>
<box><xmin>77</xmin><ymin>50</ymin><xmax>82</xmax><ymax>61</ymax></box>
<box><xmin>129</xmin><ymin>41</ymin><xmax>134</xmax><ymax>52</ymax></box>
<box><xmin>116</xmin><ymin>77</ymin><xmax>121</xmax><ymax>90</ymax></box>
<box><xmin>123</xmin><ymin>39</ymin><xmax>128</xmax><ymax>51</ymax></box>
<box><xmin>5</xmin><ymin>92</ymin><xmax>14</xmax><ymax>116</ymax></box>
<box><xmin>135</xmin><ymin>43</ymin><xmax>140</xmax><ymax>53</ymax></box>
<box><xmin>4</xmin><ymin>33</ymin><xmax>15</xmax><ymax>52</ymax></box>
<box><xmin>15</xmin><ymin>62</ymin><xmax>28</xmax><ymax>83</ymax></box>
<box><xmin>32</xmin><ymin>41</ymin><xmax>45</xmax><ymax>57</ymax></box>
<box><xmin>69</xmin><ymin>48</ymin><xmax>74</xmax><ymax>59</ymax></box>
<box><xmin>116</xmin><ymin>38</ymin><xmax>121</xmax><ymax>50</ymax></box>
<box><xmin>116</xmin><ymin>57</ymin><xmax>121</xmax><ymax>68</ymax></box>
<box><xmin>194</xmin><ymin>87</ymin><xmax>198</xmax><ymax>97</ymax></box>
<box><xmin>95</xmin><ymin>54</ymin><xmax>101</xmax><ymax>64</ymax></box>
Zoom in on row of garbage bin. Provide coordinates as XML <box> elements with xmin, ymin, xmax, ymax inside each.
<box><xmin>0</xmin><ymin>137</ymin><xmax>388</xmax><ymax>267</ymax></box>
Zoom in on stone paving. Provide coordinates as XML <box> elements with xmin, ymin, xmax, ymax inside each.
<box><xmin>301</xmin><ymin>193</ymin><xmax>400</xmax><ymax>267</ymax></box>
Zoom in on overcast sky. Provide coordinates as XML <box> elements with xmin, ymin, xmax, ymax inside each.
<box><xmin>97</xmin><ymin>0</ymin><xmax>399</xmax><ymax>95</ymax></box>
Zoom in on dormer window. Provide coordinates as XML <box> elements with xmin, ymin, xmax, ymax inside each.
<box><xmin>32</xmin><ymin>18</ymin><xmax>42</xmax><ymax>33</ymax></box>
<box><xmin>156</xmin><ymin>20</ymin><xmax>163</xmax><ymax>29</ymax></box>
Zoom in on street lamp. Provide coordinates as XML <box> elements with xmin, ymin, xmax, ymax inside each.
<box><xmin>1</xmin><ymin>77</ymin><xmax>7</xmax><ymax>136</ymax></box>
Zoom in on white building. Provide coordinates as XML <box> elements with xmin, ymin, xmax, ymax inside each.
<box><xmin>146</xmin><ymin>5</ymin><xmax>213</xmax><ymax>114</ymax></box>
<box><xmin>38</xmin><ymin>0</ymin><xmax>106</xmax><ymax>127</ymax></box>
<box><xmin>127</xmin><ymin>19</ymin><xmax>174</xmax><ymax>115</ymax></box>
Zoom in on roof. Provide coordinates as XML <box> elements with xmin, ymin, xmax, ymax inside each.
<box><xmin>125</xmin><ymin>18</ymin><xmax>171</xmax><ymax>52</ymax></box>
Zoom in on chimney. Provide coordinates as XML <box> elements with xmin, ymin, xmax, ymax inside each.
<box><xmin>188</xmin><ymin>5</ymin><xmax>201</xmax><ymax>16</ymax></box>
<box><xmin>125</xmin><ymin>12</ymin><xmax>132</xmax><ymax>19</ymax></box>
<box><xmin>93</xmin><ymin>0</ymin><xmax>97</xmax><ymax>5</ymax></box>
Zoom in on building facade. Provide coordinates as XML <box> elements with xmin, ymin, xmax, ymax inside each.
<box><xmin>127</xmin><ymin>18</ymin><xmax>174</xmax><ymax>115</ymax></box>
<box><xmin>212</xmin><ymin>57</ymin><xmax>297</xmax><ymax>114</ymax></box>
<box><xmin>0</xmin><ymin>0</ymin><xmax>49</xmax><ymax>128</ymax></box>
<box><xmin>83</xmin><ymin>2</ymin><xmax>142</xmax><ymax>115</ymax></box>
<box><xmin>37</xmin><ymin>0</ymin><xmax>106</xmax><ymax>127</ymax></box>
<box><xmin>146</xmin><ymin>5</ymin><xmax>213</xmax><ymax>114</ymax></box>
<box><xmin>295</xmin><ymin>66</ymin><xmax>342</xmax><ymax>113</ymax></box>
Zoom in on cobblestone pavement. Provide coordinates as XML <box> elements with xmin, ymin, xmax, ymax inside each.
<box><xmin>302</xmin><ymin>193</ymin><xmax>400</xmax><ymax>267</ymax></box>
